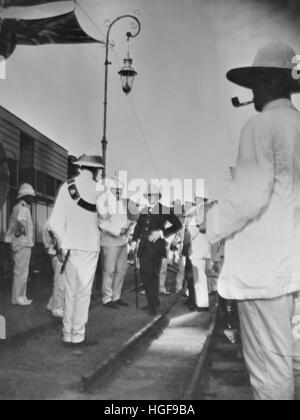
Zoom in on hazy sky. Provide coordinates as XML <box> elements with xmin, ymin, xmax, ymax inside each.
<box><xmin>1</xmin><ymin>0</ymin><xmax>300</xmax><ymax>197</ymax></box>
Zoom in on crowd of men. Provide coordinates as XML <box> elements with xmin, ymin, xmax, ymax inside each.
<box><xmin>2</xmin><ymin>41</ymin><xmax>300</xmax><ymax>400</ymax></box>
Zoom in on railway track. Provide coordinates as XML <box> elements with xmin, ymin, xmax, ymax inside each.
<box><xmin>66</xmin><ymin>296</ymin><xmax>218</xmax><ymax>400</ymax></box>
<box><xmin>194</xmin><ymin>305</ymin><xmax>252</xmax><ymax>401</ymax></box>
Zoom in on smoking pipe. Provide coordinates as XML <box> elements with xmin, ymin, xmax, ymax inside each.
<box><xmin>231</xmin><ymin>96</ymin><xmax>254</xmax><ymax>108</ymax></box>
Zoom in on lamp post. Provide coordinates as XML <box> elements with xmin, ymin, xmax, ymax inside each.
<box><xmin>101</xmin><ymin>15</ymin><xmax>141</xmax><ymax>178</ymax></box>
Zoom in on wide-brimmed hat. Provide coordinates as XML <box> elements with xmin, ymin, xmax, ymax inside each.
<box><xmin>143</xmin><ymin>183</ymin><xmax>161</xmax><ymax>197</ymax></box>
<box><xmin>74</xmin><ymin>154</ymin><xmax>104</xmax><ymax>169</ymax></box>
<box><xmin>227</xmin><ymin>42</ymin><xmax>300</xmax><ymax>92</ymax></box>
<box><xmin>17</xmin><ymin>183</ymin><xmax>35</xmax><ymax>199</ymax></box>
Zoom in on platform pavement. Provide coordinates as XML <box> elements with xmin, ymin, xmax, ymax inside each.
<box><xmin>0</xmin><ymin>273</ymin><xmax>182</xmax><ymax>400</ymax></box>
<box><xmin>0</xmin><ymin>264</ymin><xmax>143</xmax><ymax>343</ymax></box>
<box><xmin>0</xmin><ymin>261</ymin><xmax>183</xmax><ymax>343</ymax></box>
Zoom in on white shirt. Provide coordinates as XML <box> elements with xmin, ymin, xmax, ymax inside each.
<box><xmin>49</xmin><ymin>170</ymin><xmax>100</xmax><ymax>252</ymax></box>
<box><xmin>97</xmin><ymin>192</ymin><xmax>131</xmax><ymax>247</ymax></box>
<box><xmin>207</xmin><ymin>99</ymin><xmax>300</xmax><ymax>300</ymax></box>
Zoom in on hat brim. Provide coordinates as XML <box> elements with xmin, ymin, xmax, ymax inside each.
<box><xmin>74</xmin><ymin>161</ymin><xmax>104</xmax><ymax>168</ymax></box>
<box><xmin>143</xmin><ymin>192</ymin><xmax>161</xmax><ymax>197</ymax></box>
<box><xmin>227</xmin><ymin>67</ymin><xmax>300</xmax><ymax>92</ymax></box>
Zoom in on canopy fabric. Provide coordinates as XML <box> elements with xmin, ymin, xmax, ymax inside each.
<box><xmin>0</xmin><ymin>11</ymin><xmax>103</xmax><ymax>58</ymax></box>
<box><xmin>2</xmin><ymin>0</ymin><xmax>68</xmax><ymax>7</ymax></box>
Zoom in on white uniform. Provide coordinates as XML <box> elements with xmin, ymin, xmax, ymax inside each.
<box><xmin>98</xmin><ymin>192</ymin><xmax>132</xmax><ymax>305</ymax></box>
<box><xmin>42</xmin><ymin>223</ymin><xmax>65</xmax><ymax>318</ymax></box>
<box><xmin>49</xmin><ymin>170</ymin><xmax>100</xmax><ymax>344</ymax></box>
<box><xmin>5</xmin><ymin>200</ymin><xmax>34</xmax><ymax>305</ymax></box>
<box><xmin>186</xmin><ymin>204</ymin><xmax>211</xmax><ymax>308</ymax></box>
<box><xmin>207</xmin><ymin>99</ymin><xmax>300</xmax><ymax>400</ymax></box>
<box><xmin>175</xmin><ymin>216</ymin><xmax>187</xmax><ymax>292</ymax></box>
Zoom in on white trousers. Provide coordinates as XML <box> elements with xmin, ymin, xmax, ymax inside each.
<box><xmin>12</xmin><ymin>247</ymin><xmax>31</xmax><ymax>304</ymax></box>
<box><xmin>47</xmin><ymin>256</ymin><xmax>65</xmax><ymax>317</ymax></box>
<box><xmin>159</xmin><ymin>258</ymin><xmax>168</xmax><ymax>292</ymax></box>
<box><xmin>191</xmin><ymin>258</ymin><xmax>209</xmax><ymax>308</ymax></box>
<box><xmin>63</xmin><ymin>250</ymin><xmax>99</xmax><ymax>344</ymax></box>
<box><xmin>238</xmin><ymin>295</ymin><xmax>295</xmax><ymax>400</ymax></box>
<box><xmin>176</xmin><ymin>256</ymin><xmax>186</xmax><ymax>291</ymax></box>
<box><xmin>101</xmin><ymin>246</ymin><xmax>128</xmax><ymax>305</ymax></box>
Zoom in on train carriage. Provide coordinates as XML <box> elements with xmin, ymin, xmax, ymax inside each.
<box><xmin>0</xmin><ymin>106</ymin><xmax>68</xmax><ymax>291</ymax></box>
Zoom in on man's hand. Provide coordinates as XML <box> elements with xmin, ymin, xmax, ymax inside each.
<box><xmin>131</xmin><ymin>241</ymin><xmax>137</xmax><ymax>252</ymax></box>
<box><xmin>198</xmin><ymin>202</ymin><xmax>217</xmax><ymax>234</ymax></box>
<box><xmin>15</xmin><ymin>222</ymin><xmax>26</xmax><ymax>238</ymax></box>
<box><xmin>199</xmin><ymin>223</ymin><xmax>207</xmax><ymax>234</ymax></box>
<box><xmin>149</xmin><ymin>231</ymin><xmax>163</xmax><ymax>243</ymax></box>
<box><xmin>120</xmin><ymin>227</ymin><xmax>128</xmax><ymax>236</ymax></box>
<box><xmin>57</xmin><ymin>250</ymin><xmax>65</xmax><ymax>264</ymax></box>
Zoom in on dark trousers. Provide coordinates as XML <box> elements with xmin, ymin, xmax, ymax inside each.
<box><xmin>185</xmin><ymin>257</ymin><xmax>195</xmax><ymax>307</ymax></box>
<box><xmin>139</xmin><ymin>250</ymin><xmax>163</xmax><ymax>311</ymax></box>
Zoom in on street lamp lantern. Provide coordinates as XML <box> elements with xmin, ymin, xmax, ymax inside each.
<box><xmin>118</xmin><ymin>53</ymin><xmax>137</xmax><ymax>95</ymax></box>
<box><xmin>101</xmin><ymin>14</ymin><xmax>141</xmax><ymax>178</ymax></box>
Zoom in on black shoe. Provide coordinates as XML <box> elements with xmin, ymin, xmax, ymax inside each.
<box><xmin>196</xmin><ymin>307</ymin><xmax>210</xmax><ymax>313</ymax></box>
<box><xmin>149</xmin><ymin>308</ymin><xmax>158</xmax><ymax>316</ymax></box>
<box><xmin>104</xmin><ymin>302</ymin><xmax>119</xmax><ymax>310</ymax></box>
<box><xmin>115</xmin><ymin>299</ymin><xmax>129</xmax><ymax>307</ymax></box>
<box><xmin>72</xmin><ymin>339</ymin><xmax>99</xmax><ymax>348</ymax></box>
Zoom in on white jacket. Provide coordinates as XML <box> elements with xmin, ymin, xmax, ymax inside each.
<box><xmin>5</xmin><ymin>201</ymin><xmax>34</xmax><ymax>251</ymax></box>
<box><xmin>49</xmin><ymin>170</ymin><xmax>100</xmax><ymax>253</ymax></box>
<box><xmin>207</xmin><ymin>99</ymin><xmax>300</xmax><ymax>300</ymax></box>
<box><xmin>186</xmin><ymin>204</ymin><xmax>211</xmax><ymax>260</ymax></box>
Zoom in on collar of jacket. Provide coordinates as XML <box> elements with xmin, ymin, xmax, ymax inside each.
<box><xmin>263</xmin><ymin>98</ymin><xmax>295</xmax><ymax>112</ymax></box>
<box><xmin>141</xmin><ymin>201</ymin><xmax>161</xmax><ymax>215</ymax></box>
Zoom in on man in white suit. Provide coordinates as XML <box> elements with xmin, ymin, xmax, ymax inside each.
<box><xmin>185</xmin><ymin>193</ymin><xmax>212</xmax><ymax>311</ymax></box>
<box><xmin>206</xmin><ymin>43</ymin><xmax>300</xmax><ymax>399</ymax></box>
<box><xmin>49</xmin><ymin>155</ymin><xmax>103</xmax><ymax>347</ymax></box>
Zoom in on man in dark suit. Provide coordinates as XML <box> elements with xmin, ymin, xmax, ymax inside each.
<box><xmin>132</xmin><ymin>183</ymin><xmax>182</xmax><ymax>316</ymax></box>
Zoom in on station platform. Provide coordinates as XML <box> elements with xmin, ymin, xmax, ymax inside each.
<box><xmin>0</xmin><ymin>266</ymin><xmax>192</xmax><ymax>400</ymax></box>
<box><xmin>0</xmin><ymin>264</ymin><xmax>144</xmax><ymax>342</ymax></box>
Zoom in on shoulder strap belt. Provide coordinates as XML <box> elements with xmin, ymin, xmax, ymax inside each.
<box><xmin>67</xmin><ymin>179</ymin><xmax>97</xmax><ymax>213</ymax></box>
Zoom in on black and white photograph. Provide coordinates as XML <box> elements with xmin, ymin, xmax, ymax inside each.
<box><xmin>0</xmin><ymin>0</ymin><xmax>300</xmax><ymax>403</ymax></box>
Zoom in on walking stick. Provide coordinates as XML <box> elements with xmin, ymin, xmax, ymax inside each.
<box><xmin>134</xmin><ymin>248</ymin><xmax>140</xmax><ymax>310</ymax></box>
<box><xmin>61</xmin><ymin>250</ymin><xmax>71</xmax><ymax>274</ymax></box>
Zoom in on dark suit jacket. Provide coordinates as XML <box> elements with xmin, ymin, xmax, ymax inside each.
<box><xmin>133</xmin><ymin>202</ymin><xmax>182</xmax><ymax>259</ymax></box>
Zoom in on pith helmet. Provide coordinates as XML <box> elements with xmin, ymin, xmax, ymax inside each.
<box><xmin>227</xmin><ymin>42</ymin><xmax>300</xmax><ymax>92</ymax></box>
<box><xmin>74</xmin><ymin>154</ymin><xmax>104</xmax><ymax>169</ymax></box>
<box><xmin>17</xmin><ymin>183</ymin><xmax>35</xmax><ymax>199</ymax></box>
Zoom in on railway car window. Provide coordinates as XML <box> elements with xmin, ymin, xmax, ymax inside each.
<box><xmin>45</xmin><ymin>175</ymin><xmax>55</xmax><ymax>198</ymax></box>
<box><xmin>36</xmin><ymin>171</ymin><xmax>45</xmax><ymax>195</ymax></box>
<box><xmin>7</xmin><ymin>158</ymin><xmax>18</xmax><ymax>189</ymax></box>
<box><xmin>19</xmin><ymin>168</ymin><xmax>35</xmax><ymax>188</ymax></box>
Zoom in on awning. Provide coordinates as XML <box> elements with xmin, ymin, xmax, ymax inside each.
<box><xmin>2</xmin><ymin>0</ymin><xmax>68</xmax><ymax>7</ymax></box>
<box><xmin>0</xmin><ymin>11</ymin><xmax>103</xmax><ymax>59</ymax></box>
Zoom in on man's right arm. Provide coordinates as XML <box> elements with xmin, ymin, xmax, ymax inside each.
<box><xmin>132</xmin><ymin>215</ymin><xmax>143</xmax><ymax>243</ymax></box>
<box><xmin>207</xmin><ymin>116</ymin><xmax>275</xmax><ymax>244</ymax></box>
